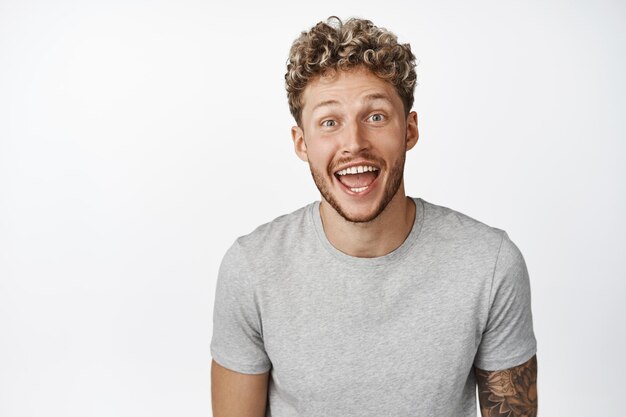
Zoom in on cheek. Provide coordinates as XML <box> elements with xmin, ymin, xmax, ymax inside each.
<box><xmin>384</xmin><ymin>127</ymin><xmax>409</xmax><ymax>154</ymax></box>
<box><xmin>305</xmin><ymin>139</ymin><xmax>336</xmax><ymax>168</ymax></box>
<box><xmin>378</xmin><ymin>139</ymin><xmax>406</xmax><ymax>161</ymax></box>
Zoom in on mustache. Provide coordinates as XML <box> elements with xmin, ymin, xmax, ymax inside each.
<box><xmin>328</xmin><ymin>152</ymin><xmax>386</xmax><ymax>175</ymax></box>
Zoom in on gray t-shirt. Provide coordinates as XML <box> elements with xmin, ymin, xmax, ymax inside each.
<box><xmin>210</xmin><ymin>197</ymin><xmax>537</xmax><ymax>416</ymax></box>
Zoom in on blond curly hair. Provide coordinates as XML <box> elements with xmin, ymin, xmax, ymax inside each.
<box><xmin>285</xmin><ymin>16</ymin><xmax>417</xmax><ymax>126</ymax></box>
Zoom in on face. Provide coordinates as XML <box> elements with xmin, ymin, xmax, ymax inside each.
<box><xmin>292</xmin><ymin>66</ymin><xmax>419</xmax><ymax>223</ymax></box>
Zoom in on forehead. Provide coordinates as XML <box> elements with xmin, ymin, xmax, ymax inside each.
<box><xmin>301</xmin><ymin>67</ymin><xmax>402</xmax><ymax>113</ymax></box>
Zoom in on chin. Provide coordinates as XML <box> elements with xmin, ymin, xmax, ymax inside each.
<box><xmin>338</xmin><ymin>209</ymin><xmax>382</xmax><ymax>223</ymax></box>
<box><xmin>333</xmin><ymin>196</ymin><xmax>390</xmax><ymax>223</ymax></box>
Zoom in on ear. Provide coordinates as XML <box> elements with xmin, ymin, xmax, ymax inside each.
<box><xmin>405</xmin><ymin>111</ymin><xmax>419</xmax><ymax>151</ymax></box>
<box><xmin>291</xmin><ymin>125</ymin><xmax>308</xmax><ymax>162</ymax></box>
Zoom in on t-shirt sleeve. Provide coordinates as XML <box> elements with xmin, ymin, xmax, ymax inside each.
<box><xmin>210</xmin><ymin>240</ymin><xmax>272</xmax><ymax>374</ymax></box>
<box><xmin>473</xmin><ymin>231</ymin><xmax>537</xmax><ymax>371</ymax></box>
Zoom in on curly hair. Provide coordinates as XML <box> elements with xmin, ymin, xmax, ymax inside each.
<box><xmin>285</xmin><ymin>16</ymin><xmax>417</xmax><ymax>126</ymax></box>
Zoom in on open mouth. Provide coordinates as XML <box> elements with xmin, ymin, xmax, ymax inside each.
<box><xmin>334</xmin><ymin>165</ymin><xmax>380</xmax><ymax>194</ymax></box>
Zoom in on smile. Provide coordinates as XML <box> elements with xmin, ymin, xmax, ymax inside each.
<box><xmin>334</xmin><ymin>164</ymin><xmax>380</xmax><ymax>194</ymax></box>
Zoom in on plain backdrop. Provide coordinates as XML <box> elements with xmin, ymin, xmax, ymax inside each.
<box><xmin>1</xmin><ymin>0</ymin><xmax>624</xmax><ymax>416</ymax></box>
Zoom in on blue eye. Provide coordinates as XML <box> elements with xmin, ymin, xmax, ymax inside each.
<box><xmin>322</xmin><ymin>120</ymin><xmax>336</xmax><ymax>127</ymax></box>
<box><xmin>369</xmin><ymin>114</ymin><xmax>384</xmax><ymax>122</ymax></box>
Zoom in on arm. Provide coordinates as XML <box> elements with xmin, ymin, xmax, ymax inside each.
<box><xmin>475</xmin><ymin>354</ymin><xmax>538</xmax><ymax>417</ymax></box>
<box><xmin>211</xmin><ymin>359</ymin><xmax>270</xmax><ymax>417</ymax></box>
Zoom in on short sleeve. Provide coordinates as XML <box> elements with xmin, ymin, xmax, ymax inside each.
<box><xmin>473</xmin><ymin>232</ymin><xmax>537</xmax><ymax>371</ymax></box>
<box><xmin>210</xmin><ymin>240</ymin><xmax>272</xmax><ymax>374</ymax></box>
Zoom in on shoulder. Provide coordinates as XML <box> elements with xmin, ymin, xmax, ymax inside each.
<box><xmin>418</xmin><ymin>199</ymin><xmax>530</xmax><ymax>298</ymax></box>
<box><xmin>228</xmin><ymin>202</ymin><xmax>316</xmax><ymax>262</ymax></box>
<box><xmin>419</xmin><ymin>198</ymin><xmax>506</xmax><ymax>252</ymax></box>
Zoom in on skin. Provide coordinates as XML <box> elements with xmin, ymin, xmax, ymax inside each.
<box><xmin>291</xmin><ymin>65</ymin><xmax>419</xmax><ymax>258</ymax></box>
<box><xmin>212</xmin><ymin>65</ymin><xmax>539</xmax><ymax>415</ymax></box>
<box><xmin>475</xmin><ymin>355</ymin><xmax>539</xmax><ymax>417</ymax></box>
<box><xmin>211</xmin><ymin>360</ymin><xmax>269</xmax><ymax>417</ymax></box>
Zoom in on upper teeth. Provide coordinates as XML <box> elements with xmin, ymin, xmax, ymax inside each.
<box><xmin>336</xmin><ymin>166</ymin><xmax>379</xmax><ymax>176</ymax></box>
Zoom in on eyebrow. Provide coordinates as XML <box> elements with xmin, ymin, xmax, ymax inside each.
<box><xmin>362</xmin><ymin>93</ymin><xmax>393</xmax><ymax>104</ymax></box>
<box><xmin>311</xmin><ymin>99</ymin><xmax>341</xmax><ymax>113</ymax></box>
<box><xmin>310</xmin><ymin>93</ymin><xmax>394</xmax><ymax>113</ymax></box>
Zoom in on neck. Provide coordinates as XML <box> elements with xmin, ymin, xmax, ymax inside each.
<box><xmin>319</xmin><ymin>185</ymin><xmax>416</xmax><ymax>258</ymax></box>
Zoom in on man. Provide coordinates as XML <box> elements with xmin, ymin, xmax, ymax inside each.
<box><xmin>211</xmin><ymin>16</ymin><xmax>538</xmax><ymax>417</ymax></box>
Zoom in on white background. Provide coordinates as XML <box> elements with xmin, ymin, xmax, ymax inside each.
<box><xmin>1</xmin><ymin>0</ymin><xmax>624</xmax><ymax>416</ymax></box>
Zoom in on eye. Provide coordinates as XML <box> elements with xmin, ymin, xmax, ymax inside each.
<box><xmin>321</xmin><ymin>119</ymin><xmax>337</xmax><ymax>127</ymax></box>
<box><xmin>368</xmin><ymin>113</ymin><xmax>385</xmax><ymax>122</ymax></box>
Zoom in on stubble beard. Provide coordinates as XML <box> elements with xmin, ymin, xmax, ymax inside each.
<box><xmin>309</xmin><ymin>151</ymin><xmax>406</xmax><ymax>224</ymax></box>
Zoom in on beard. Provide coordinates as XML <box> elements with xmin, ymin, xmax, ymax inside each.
<box><xmin>309</xmin><ymin>150</ymin><xmax>406</xmax><ymax>223</ymax></box>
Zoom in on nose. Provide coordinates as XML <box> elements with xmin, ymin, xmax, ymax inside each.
<box><xmin>340</xmin><ymin>119</ymin><xmax>370</xmax><ymax>155</ymax></box>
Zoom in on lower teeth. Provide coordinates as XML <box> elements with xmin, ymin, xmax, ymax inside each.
<box><xmin>350</xmin><ymin>186</ymin><xmax>368</xmax><ymax>192</ymax></box>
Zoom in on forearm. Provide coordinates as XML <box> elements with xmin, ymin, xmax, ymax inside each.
<box><xmin>475</xmin><ymin>354</ymin><xmax>538</xmax><ymax>417</ymax></box>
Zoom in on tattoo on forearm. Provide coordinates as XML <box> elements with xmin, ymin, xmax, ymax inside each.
<box><xmin>475</xmin><ymin>355</ymin><xmax>538</xmax><ymax>417</ymax></box>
